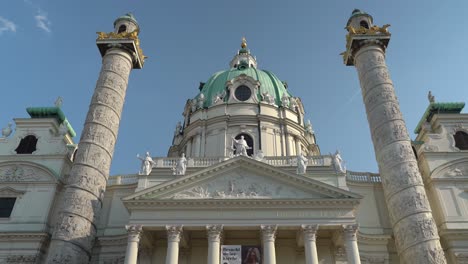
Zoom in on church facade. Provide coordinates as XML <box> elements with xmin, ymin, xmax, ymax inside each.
<box><xmin>0</xmin><ymin>10</ymin><xmax>468</xmax><ymax>264</ymax></box>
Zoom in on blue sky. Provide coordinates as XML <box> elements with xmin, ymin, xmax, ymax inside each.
<box><xmin>1</xmin><ymin>1</ymin><xmax>467</xmax><ymax>175</ymax></box>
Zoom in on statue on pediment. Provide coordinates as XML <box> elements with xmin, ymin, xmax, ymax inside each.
<box><xmin>232</xmin><ymin>136</ymin><xmax>251</xmax><ymax>156</ymax></box>
<box><xmin>137</xmin><ymin>152</ymin><xmax>155</xmax><ymax>175</ymax></box>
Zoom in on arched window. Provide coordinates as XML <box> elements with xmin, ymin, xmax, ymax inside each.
<box><xmin>15</xmin><ymin>135</ymin><xmax>38</xmax><ymax>154</ymax></box>
<box><xmin>454</xmin><ymin>131</ymin><xmax>468</xmax><ymax>150</ymax></box>
<box><xmin>118</xmin><ymin>25</ymin><xmax>126</xmax><ymax>33</ymax></box>
<box><xmin>360</xmin><ymin>20</ymin><xmax>369</xmax><ymax>29</ymax></box>
<box><xmin>233</xmin><ymin>133</ymin><xmax>254</xmax><ymax>156</ymax></box>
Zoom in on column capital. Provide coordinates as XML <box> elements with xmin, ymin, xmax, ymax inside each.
<box><xmin>126</xmin><ymin>224</ymin><xmax>143</xmax><ymax>243</ymax></box>
<box><xmin>260</xmin><ymin>225</ymin><xmax>277</xmax><ymax>243</ymax></box>
<box><xmin>343</xmin><ymin>224</ymin><xmax>358</xmax><ymax>241</ymax></box>
<box><xmin>206</xmin><ymin>224</ymin><xmax>223</xmax><ymax>242</ymax></box>
<box><xmin>166</xmin><ymin>225</ymin><xmax>183</xmax><ymax>243</ymax></box>
<box><xmin>301</xmin><ymin>224</ymin><xmax>319</xmax><ymax>242</ymax></box>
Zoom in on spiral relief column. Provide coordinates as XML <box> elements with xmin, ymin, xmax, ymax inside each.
<box><xmin>342</xmin><ymin>10</ymin><xmax>446</xmax><ymax>263</ymax></box>
<box><xmin>45</xmin><ymin>13</ymin><xmax>145</xmax><ymax>264</ymax></box>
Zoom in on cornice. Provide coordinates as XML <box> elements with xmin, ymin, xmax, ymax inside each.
<box><xmin>0</xmin><ymin>232</ymin><xmax>49</xmax><ymax>241</ymax></box>
<box><xmin>123</xmin><ymin>198</ymin><xmax>360</xmax><ymax>210</ymax></box>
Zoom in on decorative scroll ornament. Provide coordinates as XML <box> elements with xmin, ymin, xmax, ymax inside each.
<box><xmin>96</xmin><ymin>30</ymin><xmax>147</xmax><ymax>63</ymax></box>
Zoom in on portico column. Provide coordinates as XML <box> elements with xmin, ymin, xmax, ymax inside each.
<box><xmin>261</xmin><ymin>225</ymin><xmax>277</xmax><ymax>264</ymax></box>
<box><xmin>206</xmin><ymin>225</ymin><xmax>223</xmax><ymax>264</ymax></box>
<box><xmin>301</xmin><ymin>225</ymin><xmax>319</xmax><ymax>264</ymax></box>
<box><xmin>166</xmin><ymin>225</ymin><xmax>183</xmax><ymax>264</ymax></box>
<box><xmin>343</xmin><ymin>225</ymin><xmax>360</xmax><ymax>264</ymax></box>
<box><xmin>124</xmin><ymin>225</ymin><xmax>143</xmax><ymax>264</ymax></box>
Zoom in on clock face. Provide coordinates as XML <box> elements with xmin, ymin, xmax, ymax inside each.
<box><xmin>235</xmin><ymin>85</ymin><xmax>251</xmax><ymax>101</ymax></box>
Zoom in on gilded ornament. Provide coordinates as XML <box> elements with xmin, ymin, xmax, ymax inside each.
<box><xmin>96</xmin><ymin>30</ymin><xmax>147</xmax><ymax>63</ymax></box>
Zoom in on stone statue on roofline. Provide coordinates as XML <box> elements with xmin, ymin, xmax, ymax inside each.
<box><xmin>296</xmin><ymin>153</ymin><xmax>308</xmax><ymax>174</ymax></box>
<box><xmin>281</xmin><ymin>93</ymin><xmax>290</xmax><ymax>108</ymax></box>
<box><xmin>332</xmin><ymin>150</ymin><xmax>346</xmax><ymax>173</ymax></box>
<box><xmin>137</xmin><ymin>152</ymin><xmax>155</xmax><ymax>175</ymax></box>
<box><xmin>191</xmin><ymin>98</ymin><xmax>197</xmax><ymax>112</ymax></box>
<box><xmin>1</xmin><ymin>123</ymin><xmax>13</xmax><ymax>138</ymax></box>
<box><xmin>232</xmin><ymin>136</ymin><xmax>251</xmax><ymax>156</ymax></box>
<box><xmin>174</xmin><ymin>153</ymin><xmax>187</xmax><ymax>175</ymax></box>
<box><xmin>174</xmin><ymin>121</ymin><xmax>182</xmax><ymax>136</ymax></box>
<box><xmin>305</xmin><ymin>120</ymin><xmax>313</xmax><ymax>134</ymax></box>
<box><xmin>261</xmin><ymin>92</ymin><xmax>275</xmax><ymax>105</ymax></box>
<box><xmin>197</xmin><ymin>93</ymin><xmax>205</xmax><ymax>109</ymax></box>
<box><xmin>428</xmin><ymin>91</ymin><xmax>435</xmax><ymax>103</ymax></box>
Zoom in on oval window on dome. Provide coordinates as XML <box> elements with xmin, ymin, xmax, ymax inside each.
<box><xmin>235</xmin><ymin>85</ymin><xmax>252</xmax><ymax>101</ymax></box>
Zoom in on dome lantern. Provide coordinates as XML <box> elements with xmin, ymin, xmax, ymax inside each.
<box><xmin>229</xmin><ymin>37</ymin><xmax>258</xmax><ymax>69</ymax></box>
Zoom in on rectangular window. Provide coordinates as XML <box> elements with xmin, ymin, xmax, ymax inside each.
<box><xmin>0</xmin><ymin>198</ymin><xmax>16</xmax><ymax>217</ymax></box>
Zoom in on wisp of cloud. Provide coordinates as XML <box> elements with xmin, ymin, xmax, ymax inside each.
<box><xmin>35</xmin><ymin>11</ymin><xmax>51</xmax><ymax>33</ymax></box>
<box><xmin>0</xmin><ymin>16</ymin><xmax>17</xmax><ymax>34</ymax></box>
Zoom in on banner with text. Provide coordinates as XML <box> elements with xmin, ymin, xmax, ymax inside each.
<box><xmin>221</xmin><ymin>245</ymin><xmax>262</xmax><ymax>264</ymax></box>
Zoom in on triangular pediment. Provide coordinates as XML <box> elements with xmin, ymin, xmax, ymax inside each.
<box><xmin>124</xmin><ymin>156</ymin><xmax>362</xmax><ymax>202</ymax></box>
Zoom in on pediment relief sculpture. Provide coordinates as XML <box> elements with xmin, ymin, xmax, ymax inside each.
<box><xmin>164</xmin><ymin>173</ymin><xmax>323</xmax><ymax>200</ymax></box>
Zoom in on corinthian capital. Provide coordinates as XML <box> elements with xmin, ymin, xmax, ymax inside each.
<box><xmin>301</xmin><ymin>224</ymin><xmax>319</xmax><ymax>242</ymax></box>
<box><xmin>260</xmin><ymin>225</ymin><xmax>277</xmax><ymax>243</ymax></box>
<box><xmin>206</xmin><ymin>224</ymin><xmax>223</xmax><ymax>242</ymax></box>
<box><xmin>343</xmin><ymin>224</ymin><xmax>358</xmax><ymax>241</ymax></box>
<box><xmin>166</xmin><ymin>225</ymin><xmax>183</xmax><ymax>243</ymax></box>
<box><xmin>126</xmin><ymin>224</ymin><xmax>143</xmax><ymax>242</ymax></box>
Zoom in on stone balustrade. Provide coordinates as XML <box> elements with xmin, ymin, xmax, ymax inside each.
<box><xmin>346</xmin><ymin>171</ymin><xmax>382</xmax><ymax>183</ymax></box>
<box><xmin>107</xmin><ymin>160</ymin><xmax>383</xmax><ymax>187</ymax></box>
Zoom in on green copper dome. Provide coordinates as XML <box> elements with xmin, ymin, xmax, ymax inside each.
<box><xmin>199</xmin><ymin>66</ymin><xmax>292</xmax><ymax>108</ymax></box>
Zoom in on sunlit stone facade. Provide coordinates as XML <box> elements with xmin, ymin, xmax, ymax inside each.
<box><xmin>0</xmin><ymin>10</ymin><xmax>467</xmax><ymax>264</ymax></box>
